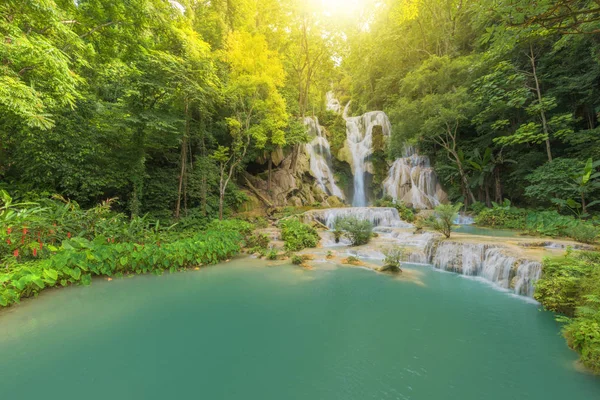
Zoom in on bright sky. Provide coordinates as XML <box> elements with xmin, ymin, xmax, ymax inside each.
<box><xmin>320</xmin><ymin>0</ymin><xmax>364</xmax><ymax>17</ymax></box>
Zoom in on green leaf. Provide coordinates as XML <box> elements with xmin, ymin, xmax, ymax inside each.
<box><xmin>43</xmin><ymin>269</ymin><xmax>58</xmax><ymax>280</ymax></box>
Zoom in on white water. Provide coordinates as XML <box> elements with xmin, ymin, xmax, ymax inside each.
<box><xmin>454</xmin><ymin>213</ymin><xmax>475</xmax><ymax>225</ymax></box>
<box><xmin>307</xmin><ymin>204</ymin><xmax>542</xmax><ymax>297</ymax></box>
<box><xmin>306</xmin><ymin>207</ymin><xmax>412</xmax><ymax>229</ymax></box>
<box><xmin>425</xmin><ymin>240</ymin><xmax>541</xmax><ymax>297</ymax></box>
<box><xmin>345</xmin><ymin>112</ymin><xmax>392</xmax><ymax>206</ymax></box>
<box><xmin>326</xmin><ymin>91</ymin><xmax>342</xmax><ymax>114</ymax></box>
<box><xmin>304</xmin><ymin>117</ymin><xmax>345</xmax><ymax>199</ymax></box>
<box><xmin>383</xmin><ymin>146</ymin><xmax>447</xmax><ymax>209</ymax></box>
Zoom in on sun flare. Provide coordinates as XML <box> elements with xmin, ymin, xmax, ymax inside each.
<box><xmin>320</xmin><ymin>0</ymin><xmax>364</xmax><ymax>16</ymax></box>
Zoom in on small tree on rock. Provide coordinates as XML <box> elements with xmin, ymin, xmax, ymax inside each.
<box><xmin>423</xmin><ymin>203</ymin><xmax>462</xmax><ymax>238</ymax></box>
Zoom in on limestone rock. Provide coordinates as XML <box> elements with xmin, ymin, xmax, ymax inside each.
<box><xmin>324</xmin><ymin>196</ymin><xmax>345</xmax><ymax>208</ymax></box>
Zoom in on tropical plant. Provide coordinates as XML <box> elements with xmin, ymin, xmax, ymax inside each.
<box><xmin>279</xmin><ymin>218</ymin><xmax>320</xmax><ymax>251</ymax></box>
<box><xmin>423</xmin><ymin>203</ymin><xmax>462</xmax><ymax>238</ymax></box>
<box><xmin>382</xmin><ymin>247</ymin><xmax>405</xmax><ymax>273</ymax></box>
<box><xmin>335</xmin><ymin>217</ymin><xmax>373</xmax><ymax>246</ymax></box>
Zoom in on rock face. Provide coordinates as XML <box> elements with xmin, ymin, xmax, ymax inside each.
<box><xmin>242</xmin><ymin>145</ymin><xmax>332</xmax><ymax>208</ymax></box>
<box><xmin>383</xmin><ymin>146</ymin><xmax>448</xmax><ymax>209</ymax></box>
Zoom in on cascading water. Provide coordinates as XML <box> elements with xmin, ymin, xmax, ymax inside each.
<box><xmin>305</xmin><ymin>207</ymin><xmax>412</xmax><ymax>229</ymax></box>
<box><xmin>383</xmin><ymin>146</ymin><xmax>447</xmax><ymax>209</ymax></box>
<box><xmin>304</xmin><ymin>117</ymin><xmax>345</xmax><ymax>200</ymax></box>
<box><xmin>345</xmin><ymin>112</ymin><xmax>392</xmax><ymax>206</ymax></box>
<box><xmin>326</xmin><ymin>91</ymin><xmax>342</xmax><ymax>114</ymax></box>
<box><xmin>424</xmin><ymin>239</ymin><xmax>541</xmax><ymax>297</ymax></box>
<box><xmin>454</xmin><ymin>213</ymin><xmax>475</xmax><ymax>225</ymax></box>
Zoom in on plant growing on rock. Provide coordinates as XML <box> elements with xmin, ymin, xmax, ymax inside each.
<box><xmin>279</xmin><ymin>218</ymin><xmax>320</xmax><ymax>251</ymax></box>
<box><xmin>381</xmin><ymin>247</ymin><xmax>405</xmax><ymax>273</ymax></box>
<box><xmin>335</xmin><ymin>216</ymin><xmax>373</xmax><ymax>246</ymax></box>
<box><xmin>423</xmin><ymin>203</ymin><xmax>462</xmax><ymax>238</ymax></box>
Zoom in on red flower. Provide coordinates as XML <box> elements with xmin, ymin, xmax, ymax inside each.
<box><xmin>39</xmin><ymin>241</ymin><xmax>43</xmax><ymax>250</ymax></box>
<box><xmin>67</xmin><ymin>232</ymin><xmax>71</xmax><ymax>238</ymax></box>
<box><xmin>13</xmin><ymin>249</ymin><xmax>18</xmax><ymax>257</ymax></box>
<box><xmin>6</xmin><ymin>239</ymin><xmax>11</xmax><ymax>245</ymax></box>
<box><xmin>22</xmin><ymin>227</ymin><xmax>28</xmax><ymax>235</ymax></box>
<box><xmin>7</xmin><ymin>227</ymin><xmax>11</xmax><ymax>235</ymax></box>
<box><xmin>33</xmin><ymin>248</ymin><xmax>37</xmax><ymax>257</ymax></box>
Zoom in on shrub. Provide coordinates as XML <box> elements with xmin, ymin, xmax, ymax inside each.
<box><xmin>525</xmin><ymin>211</ymin><xmax>599</xmax><ymax>244</ymax></box>
<box><xmin>535</xmin><ymin>251</ymin><xmax>600</xmax><ymax>373</ymax></box>
<box><xmin>266</xmin><ymin>249</ymin><xmax>278</xmax><ymax>260</ymax></box>
<box><xmin>335</xmin><ymin>216</ymin><xmax>373</xmax><ymax>246</ymax></box>
<box><xmin>375</xmin><ymin>196</ymin><xmax>415</xmax><ymax>222</ymax></box>
<box><xmin>422</xmin><ymin>203</ymin><xmax>461</xmax><ymax>238</ymax></box>
<box><xmin>279</xmin><ymin>218</ymin><xmax>320</xmax><ymax>251</ymax></box>
<box><xmin>207</xmin><ymin>218</ymin><xmax>254</xmax><ymax>237</ymax></box>
<box><xmin>246</xmin><ymin>233</ymin><xmax>270</xmax><ymax>252</ymax></box>
<box><xmin>0</xmin><ymin>229</ymin><xmax>243</xmax><ymax>308</ymax></box>
<box><xmin>475</xmin><ymin>203</ymin><xmax>527</xmax><ymax>230</ymax></box>
<box><xmin>291</xmin><ymin>254</ymin><xmax>303</xmax><ymax>265</ymax></box>
<box><xmin>469</xmin><ymin>201</ymin><xmax>487</xmax><ymax>215</ymax></box>
<box><xmin>382</xmin><ymin>247</ymin><xmax>404</xmax><ymax>273</ymax></box>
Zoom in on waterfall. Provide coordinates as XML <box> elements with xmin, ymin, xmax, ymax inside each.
<box><xmin>383</xmin><ymin>146</ymin><xmax>447</xmax><ymax>209</ymax></box>
<box><xmin>304</xmin><ymin>117</ymin><xmax>345</xmax><ymax>200</ymax></box>
<box><xmin>345</xmin><ymin>112</ymin><xmax>392</xmax><ymax>206</ymax></box>
<box><xmin>425</xmin><ymin>239</ymin><xmax>541</xmax><ymax>297</ymax></box>
<box><xmin>326</xmin><ymin>91</ymin><xmax>342</xmax><ymax>114</ymax></box>
<box><xmin>454</xmin><ymin>213</ymin><xmax>475</xmax><ymax>225</ymax></box>
<box><xmin>513</xmin><ymin>261</ymin><xmax>542</xmax><ymax>297</ymax></box>
<box><xmin>304</xmin><ymin>207</ymin><xmax>412</xmax><ymax>229</ymax></box>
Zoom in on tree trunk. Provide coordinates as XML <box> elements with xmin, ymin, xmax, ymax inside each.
<box><xmin>219</xmin><ymin>189</ymin><xmax>225</xmax><ymax>220</ymax></box>
<box><xmin>175</xmin><ymin>100</ymin><xmax>189</xmax><ymax>219</ymax></box>
<box><xmin>268</xmin><ymin>156</ymin><xmax>272</xmax><ymax>193</ymax></box>
<box><xmin>485</xmin><ymin>185</ymin><xmax>491</xmax><ymax>207</ymax></box>
<box><xmin>529</xmin><ymin>44</ymin><xmax>553</xmax><ymax>162</ymax></box>
<box><xmin>130</xmin><ymin>126</ymin><xmax>146</xmax><ymax>217</ymax></box>
<box><xmin>494</xmin><ymin>167</ymin><xmax>503</xmax><ymax>203</ymax></box>
<box><xmin>581</xmin><ymin>191</ymin><xmax>587</xmax><ymax>216</ymax></box>
<box><xmin>451</xmin><ymin>151</ymin><xmax>476</xmax><ymax>205</ymax></box>
<box><xmin>200</xmin><ymin>133</ymin><xmax>207</xmax><ymax>217</ymax></box>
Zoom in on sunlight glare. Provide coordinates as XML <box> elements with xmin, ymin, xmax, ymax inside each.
<box><xmin>320</xmin><ymin>0</ymin><xmax>364</xmax><ymax>17</ymax></box>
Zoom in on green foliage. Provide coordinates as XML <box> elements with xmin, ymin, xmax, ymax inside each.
<box><xmin>475</xmin><ymin>201</ymin><xmax>527</xmax><ymax>229</ymax></box>
<box><xmin>0</xmin><ymin>230</ymin><xmax>242</xmax><ymax>308</ymax></box>
<box><xmin>382</xmin><ymin>247</ymin><xmax>405</xmax><ymax>272</ymax></box>
<box><xmin>525</xmin><ymin>159</ymin><xmax>584</xmax><ymax>205</ymax></box>
<box><xmin>335</xmin><ymin>217</ymin><xmax>373</xmax><ymax>246</ymax></box>
<box><xmin>266</xmin><ymin>249</ymin><xmax>278</xmax><ymax>260</ymax></box>
<box><xmin>375</xmin><ymin>196</ymin><xmax>415</xmax><ymax>222</ymax></box>
<box><xmin>246</xmin><ymin>233</ymin><xmax>271</xmax><ymax>253</ymax></box>
<box><xmin>207</xmin><ymin>218</ymin><xmax>254</xmax><ymax>238</ymax></box>
<box><xmin>535</xmin><ymin>251</ymin><xmax>600</xmax><ymax>373</ymax></box>
<box><xmin>291</xmin><ymin>254</ymin><xmax>304</xmax><ymax>265</ymax></box>
<box><xmin>476</xmin><ymin>201</ymin><xmax>599</xmax><ymax>243</ymax></box>
<box><xmin>423</xmin><ymin>204</ymin><xmax>461</xmax><ymax>238</ymax></box>
<box><xmin>279</xmin><ymin>218</ymin><xmax>320</xmax><ymax>251</ymax></box>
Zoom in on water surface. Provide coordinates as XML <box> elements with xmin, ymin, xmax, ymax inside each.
<box><xmin>1</xmin><ymin>258</ymin><xmax>598</xmax><ymax>400</ymax></box>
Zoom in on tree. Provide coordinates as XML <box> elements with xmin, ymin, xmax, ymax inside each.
<box><xmin>211</xmin><ymin>120</ymin><xmax>251</xmax><ymax>220</ymax></box>
<box><xmin>422</xmin><ymin>203</ymin><xmax>462</xmax><ymax>238</ymax></box>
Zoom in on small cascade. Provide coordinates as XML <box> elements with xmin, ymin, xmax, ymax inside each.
<box><xmin>383</xmin><ymin>146</ymin><xmax>447</xmax><ymax>209</ymax></box>
<box><xmin>305</xmin><ymin>207</ymin><xmax>412</xmax><ymax>229</ymax></box>
<box><xmin>513</xmin><ymin>261</ymin><xmax>542</xmax><ymax>297</ymax></box>
<box><xmin>454</xmin><ymin>213</ymin><xmax>475</xmax><ymax>225</ymax></box>
<box><xmin>345</xmin><ymin>112</ymin><xmax>392</xmax><ymax>206</ymax></box>
<box><xmin>326</xmin><ymin>91</ymin><xmax>342</xmax><ymax>114</ymax></box>
<box><xmin>304</xmin><ymin>117</ymin><xmax>345</xmax><ymax>200</ymax></box>
<box><xmin>425</xmin><ymin>239</ymin><xmax>541</xmax><ymax>297</ymax></box>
